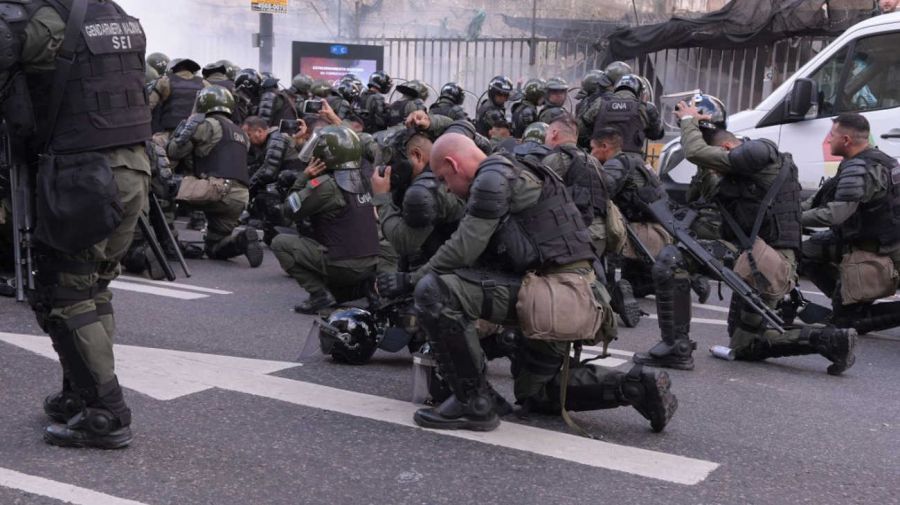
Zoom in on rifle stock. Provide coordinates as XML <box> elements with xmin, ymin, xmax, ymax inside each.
<box><xmin>646</xmin><ymin>198</ymin><xmax>785</xmax><ymax>333</ymax></box>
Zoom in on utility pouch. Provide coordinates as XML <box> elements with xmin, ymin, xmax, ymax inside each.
<box><xmin>840</xmin><ymin>249</ymin><xmax>899</xmax><ymax>304</ymax></box>
<box><xmin>733</xmin><ymin>238</ymin><xmax>795</xmax><ymax>299</ymax></box>
<box><xmin>516</xmin><ymin>271</ymin><xmax>604</xmax><ymax>342</ymax></box>
<box><xmin>622</xmin><ymin>222</ymin><xmax>671</xmax><ymax>260</ymax></box>
<box><xmin>175</xmin><ymin>175</ymin><xmax>228</xmax><ymax>204</ymax></box>
<box><xmin>33</xmin><ymin>153</ymin><xmax>123</xmax><ymax>253</ymax></box>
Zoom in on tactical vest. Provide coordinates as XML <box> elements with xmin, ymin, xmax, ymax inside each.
<box><xmin>595</xmin><ymin>96</ymin><xmax>644</xmax><ymax>153</ymax></box>
<box><xmin>310</xmin><ymin>176</ymin><xmax>380</xmax><ymax>260</ymax></box>
<box><xmin>716</xmin><ymin>141</ymin><xmax>802</xmax><ymax>250</ymax></box>
<box><xmin>537</xmin><ymin>105</ymin><xmax>566</xmax><ymax>124</ymax></box>
<box><xmin>511</xmin><ymin>101</ymin><xmax>538</xmax><ymax>138</ymax></box>
<box><xmin>556</xmin><ymin>144</ymin><xmax>609</xmax><ymax>224</ymax></box>
<box><xmin>194</xmin><ymin>115</ymin><xmax>250</xmax><ymax>186</ymax></box>
<box><xmin>258</xmin><ymin>90</ymin><xmax>296</xmax><ymax>127</ymax></box>
<box><xmin>401</xmin><ymin>171</ymin><xmax>460</xmax><ymax>270</ymax></box>
<box><xmin>478</xmin><ymin>155</ymin><xmax>595</xmax><ymax>273</ymax></box>
<box><xmin>158</xmin><ymin>74</ymin><xmax>204</xmax><ymax>130</ymax></box>
<box><xmin>429</xmin><ymin>98</ymin><xmax>466</xmax><ymax>121</ymax></box>
<box><xmin>22</xmin><ymin>0</ymin><xmax>151</xmax><ymax>154</ymax></box>
<box><xmin>475</xmin><ymin>101</ymin><xmax>504</xmax><ymax>137</ymax></box>
<box><xmin>836</xmin><ymin>148</ymin><xmax>900</xmax><ymax>246</ymax></box>
<box><xmin>612</xmin><ymin>151</ymin><xmax>660</xmax><ymax>223</ymax></box>
<box><xmin>386</xmin><ymin>98</ymin><xmax>424</xmax><ymax>128</ymax></box>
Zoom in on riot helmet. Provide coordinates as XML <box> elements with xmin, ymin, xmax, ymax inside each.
<box><xmin>368</xmin><ymin>71</ymin><xmax>393</xmax><ymax>94</ymax></box>
<box><xmin>615</xmin><ymin>74</ymin><xmax>643</xmax><ymax>97</ymax></box>
<box><xmin>319</xmin><ymin>308</ymin><xmax>379</xmax><ymax>365</ymax></box>
<box><xmin>487</xmin><ymin>75</ymin><xmax>513</xmax><ymax>106</ymax></box>
<box><xmin>146</xmin><ymin>52</ymin><xmax>170</xmax><ymax>75</ymax></box>
<box><xmin>522</xmin><ymin>121</ymin><xmax>549</xmax><ymax>144</ymax></box>
<box><xmin>522</xmin><ymin>78</ymin><xmax>546</xmax><ymax>104</ymax></box>
<box><xmin>689</xmin><ymin>93</ymin><xmax>727</xmax><ymax>130</ymax></box>
<box><xmin>167</xmin><ymin>58</ymin><xmax>201</xmax><ymax>75</ymax></box>
<box><xmin>439</xmin><ymin>82</ymin><xmax>465</xmax><ymax>105</ymax></box>
<box><xmin>604</xmin><ymin>61</ymin><xmax>633</xmax><ymax>86</ymax></box>
<box><xmin>195</xmin><ymin>86</ymin><xmax>235</xmax><ymax>115</ymax></box>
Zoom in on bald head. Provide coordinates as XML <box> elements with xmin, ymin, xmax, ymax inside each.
<box><xmin>430</xmin><ymin>133</ymin><xmax>488</xmax><ymax>197</ymax></box>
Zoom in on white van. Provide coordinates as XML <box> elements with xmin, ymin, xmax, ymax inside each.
<box><xmin>660</xmin><ymin>11</ymin><xmax>900</xmax><ymax>199</ymax></box>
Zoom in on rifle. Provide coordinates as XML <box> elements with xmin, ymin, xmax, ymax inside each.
<box><xmin>137</xmin><ymin>213</ymin><xmax>176</xmax><ymax>282</ymax></box>
<box><xmin>148</xmin><ymin>192</ymin><xmax>190</xmax><ymax>278</ymax></box>
<box><xmin>645</xmin><ymin>197</ymin><xmax>786</xmax><ymax>333</ymax></box>
<box><xmin>4</xmin><ymin>121</ymin><xmax>34</xmax><ymax>302</ymax></box>
<box><xmin>625</xmin><ymin>222</ymin><xmax>656</xmax><ymax>265</ymax></box>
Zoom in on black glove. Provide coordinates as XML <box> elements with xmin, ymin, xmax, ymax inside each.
<box><xmin>376</xmin><ymin>272</ymin><xmax>413</xmax><ymax>299</ymax></box>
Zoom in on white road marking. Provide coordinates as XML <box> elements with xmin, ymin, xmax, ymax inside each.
<box><xmin>646</xmin><ymin>314</ymin><xmax>728</xmax><ymax>326</ymax></box>
<box><xmin>118</xmin><ymin>276</ymin><xmax>232</xmax><ymax>295</ymax></box>
<box><xmin>0</xmin><ymin>467</ymin><xmax>150</xmax><ymax>505</ymax></box>
<box><xmin>646</xmin><ymin>295</ymin><xmax>730</xmax><ymax>314</ymax></box>
<box><xmin>108</xmin><ymin>280</ymin><xmax>208</xmax><ymax>300</ymax></box>
<box><xmin>0</xmin><ymin>332</ymin><xmax>719</xmax><ymax>486</ymax></box>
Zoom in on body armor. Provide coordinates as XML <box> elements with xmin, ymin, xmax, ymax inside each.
<box><xmin>386</xmin><ymin>98</ymin><xmax>425</xmax><ymax>128</ymax></box>
<box><xmin>475</xmin><ymin>101</ymin><xmax>505</xmax><ymax>137</ymax></box>
<box><xmin>716</xmin><ymin>139</ymin><xmax>802</xmax><ymax>250</ymax></box>
<box><xmin>401</xmin><ymin>170</ymin><xmax>461</xmax><ymax>269</ymax></box>
<box><xmin>159</xmin><ymin>74</ymin><xmax>204</xmax><ymax>131</ymax></box>
<box><xmin>511</xmin><ymin>101</ymin><xmax>539</xmax><ymax>138</ymax></box>
<box><xmin>594</xmin><ymin>96</ymin><xmax>644</xmax><ymax>153</ymax></box>
<box><xmin>309</xmin><ymin>176</ymin><xmax>380</xmax><ymax>260</ymax></box>
<box><xmin>194</xmin><ymin>116</ymin><xmax>250</xmax><ymax>186</ymax></box>
<box><xmin>608</xmin><ymin>152</ymin><xmax>660</xmax><ymax>223</ymax></box>
<box><xmin>471</xmin><ymin>155</ymin><xmax>594</xmax><ymax>273</ymax></box>
<box><xmin>555</xmin><ymin>145</ymin><xmax>609</xmax><ymax>225</ymax></box>
<box><xmin>24</xmin><ymin>0</ymin><xmax>152</xmax><ymax>153</ymax></box>
<box><xmin>835</xmin><ymin>148</ymin><xmax>900</xmax><ymax>246</ymax></box>
<box><xmin>258</xmin><ymin>90</ymin><xmax>297</xmax><ymax>127</ymax></box>
<box><xmin>429</xmin><ymin>98</ymin><xmax>467</xmax><ymax>121</ymax></box>
<box><xmin>356</xmin><ymin>89</ymin><xmax>387</xmax><ymax>133</ymax></box>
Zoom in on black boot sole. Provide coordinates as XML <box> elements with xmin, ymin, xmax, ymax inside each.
<box><xmin>633</xmin><ymin>352</ymin><xmax>695</xmax><ymax>371</ymax></box>
<box><xmin>826</xmin><ymin>329</ymin><xmax>857</xmax><ymax>376</ymax></box>
<box><xmin>43</xmin><ymin>425</ymin><xmax>133</xmax><ymax>450</ymax></box>
<box><xmin>633</xmin><ymin>371</ymin><xmax>678</xmax><ymax>433</ymax></box>
<box><xmin>614</xmin><ymin>280</ymin><xmax>642</xmax><ymax>328</ymax></box>
<box><xmin>413</xmin><ymin>409</ymin><xmax>500</xmax><ymax>432</ymax></box>
<box><xmin>244</xmin><ymin>229</ymin><xmax>264</xmax><ymax>268</ymax></box>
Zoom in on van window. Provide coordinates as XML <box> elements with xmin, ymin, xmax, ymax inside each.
<box><xmin>809</xmin><ymin>31</ymin><xmax>900</xmax><ymax>116</ymax></box>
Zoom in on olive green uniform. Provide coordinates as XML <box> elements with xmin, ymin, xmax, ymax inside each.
<box><xmin>271</xmin><ymin>171</ymin><xmax>378</xmax><ymax>296</ymax></box>
<box><xmin>166</xmin><ymin>116</ymin><xmax>249</xmax><ymax>252</ymax></box>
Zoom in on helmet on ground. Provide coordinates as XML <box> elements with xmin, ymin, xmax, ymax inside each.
<box><xmin>439</xmin><ymin>82</ymin><xmax>464</xmax><ymax>105</ymax></box>
<box><xmin>195</xmin><ymin>85</ymin><xmax>235</xmax><ymax>115</ymax></box>
<box><xmin>368</xmin><ymin>71</ymin><xmax>393</xmax><ymax>94</ymax></box>
<box><xmin>320</xmin><ymin>308</ymin><xmax>378</xmax><ymax>365</ymax></box>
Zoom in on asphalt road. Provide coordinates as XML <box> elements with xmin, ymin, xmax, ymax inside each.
<box><xmin>0</xmin><ymin>225</ymin><xmax>897</xmax><ymax>505</ymax></box>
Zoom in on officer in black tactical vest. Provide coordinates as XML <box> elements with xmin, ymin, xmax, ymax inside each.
<box><xmin>592</xmin><ymin>74</ymin><xmax>664</xmax><ymax>163</ymax></box>
<box><xmin>537</xmin><ymin>77</ymin><xmax>570</xmax><ymax>124</ymax></box>
<box><xmin>167</xmin><ymin>86</ymin><xmax>264</xmax><ymax>268</ymax></box>
<box><xmin>149</xmin><ymin>58</ymin><xmax>209</xmax><ymax>140</ymax></box>
<box><xmin>232</xmin><ymin>68</ymin><xmax>262</xmax><ymax>125</ymax></box>
<box><xmin>258</xmin><ymin>73</ymin><xmax>298</xmax><ymax>128</ymax></box>
<box><xmin>632</xmin><ymin>100</ymin><xmax>856</xmax><ymax>375</ymax></box>
<box><xmin>2</xmin><ymin>0</ymin><xmax>152</xmax><ymax>448</ymax></box>
<box><xmin>475</xmin><ymin>75</ymin><xmax>512</xmax><ymax>137</ymax></box>
<box><xmin>429</xmin><ymin>82</ymin><xmax>468</xmax><ymax>121</ymax></box>
<box><xmin>375</xmin><ymin>133</ymin><xmax>678</xmax><ymax>432</ymax></box>
<box><xmin>511</xmin><ymin>78</ymin><xmax>545</xmax><ymax>138</ymax></box>
<box><xmin>575</xmin><ymin>69</ymin><xmax>614</xmax><ymax>148</ymax></box>
<box><xmin>288</xmin><ymin>73</ymin><xmax>313</xmax><ymax>104</ymax></box>
<box><xmin>386</xmin><ymin>79</ymin><xmax>428</xmax><ymax>128</ymax></box>
<box><xmin>802</xmin><ymin>113</ymin><xmax>900</xmax><ymax>335</ymax></box>
<box><xmin>273</xmin><ymin>125</ymin><xmax>380</xmax><ymax>313</ymax></box>
<box><xmin>202</xmin><ymin>60</ymin><xmax>235</xmax><ymax>92</ymax></box>
<box><xmin>355</xmin><ymin>71</ymin><xmax>392</xmax><ymax>133</ymax></box>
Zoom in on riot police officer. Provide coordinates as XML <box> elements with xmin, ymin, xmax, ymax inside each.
<box><xmin>376</xmin><ymin>134</ymin><xmax>678</xmax><ymax>433</ymax></box>
<box><xmin>537</xmin><ymin>77</ymin><xmax>570</xmax><ymax>124</ymax></box>
<box><xmin>386</xmin><ymin>79</ymin><xmax>428</xmax><ymax>128</ymax></box>
<box><xmin>592</xmin><ymin>74</ymin><xmax>664</xmax><ymax>163</ymax></box>
<box><xmin>146</xmin><ymin>51</ymin><xmax>170</xmax><ymax>76</ymax></box>
<box><xmin>475</xmin><ymin>75</ymin><xmax>513</xmax><ymax>137</ymax></box>
<box><xmin>511</xmin><ymin>78</ymin><xmax>545</xmax><ymax>138</ymax></box>
<box><xmin>258</xmin><ymin>73</ymin><xmax>298</xmax><ymax>128</ymax></box>
<box><xmin>575</xmin><ymin>70</ymin><xmax>614</xmax><ymax>148</ymax></box>
<box><xmin>429</xmin><ymin>82</ymin><xmax>468</xmax><ymax>121</ymax></box>
<box><xmin>4</xmin><ymin>0</ymin><xmax>153</xmax><ymax>448</ymax></box>
<box><xmin>202</xmin><ymin>60</ymin><xmax>235</xmax><ymax>92</ymax></box>
<box><xmin>232</xmin><ymin>68</ymin><xmax>263</xmax><ymax>124</ymax></box>
<box><xmin>272</xmin><ymin>125</ymin><xmax>380</xmax><ymax>313</ymax></box>
<box><xmin>149</xmin><ymin>58</ymin><xmax>209</xmax><ymax>139</ymax></box>
<box><xmin>289</xmin><ymin>73</ymin><xmax>314</xmax><ymax>103</ymax></box>
<box><xmin>356</xmin><ymin>71</ymin><xmax>392</xmax><ymax>133</ymax></box>
<box><xmin>166</xmin><ymin>86</ymin><xmax>264</xmax><ymax>268</ymax></box>
<box><xmin>801</xmin><ymin>113</ymin><xmax>900</xmax><ymax>335</ymax></box>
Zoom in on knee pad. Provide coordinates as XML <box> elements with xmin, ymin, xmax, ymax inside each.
<box><xmin>413</xmin><ymin>273</ymin><xmax>448</xmax><ymax>319</ymax></box>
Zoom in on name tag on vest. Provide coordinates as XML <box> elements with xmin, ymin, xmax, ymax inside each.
<box><xmin>82</xmin><ymin>16</ymin><xmax>147</xmax><ymax>55</ymax></box>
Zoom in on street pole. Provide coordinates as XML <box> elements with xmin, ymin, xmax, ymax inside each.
<box><xmin>529</xmin><ymin>0</ymin><xmax>537</xmax><ymax>65</ymax></box>
<box><xmin>259</xmin><ymin>13</ymin><xmax>274</xmax><ymax>73</ymax></box>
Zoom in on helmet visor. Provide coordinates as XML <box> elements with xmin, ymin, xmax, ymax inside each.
<box><xmin>298</xmin><ymin>132</ymin><xmax>320</xmax><ymax>163</ymax></box>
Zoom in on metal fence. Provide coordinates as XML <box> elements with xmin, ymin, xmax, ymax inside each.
<box><xmin>358</xmin><ymin>35</ymin><xmax>834</xmax><ymax>127</ymax></box>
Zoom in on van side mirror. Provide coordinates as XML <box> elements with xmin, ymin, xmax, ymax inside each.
<box><xmin>786</xmin><ymin>78</ymin><xmax>817</xmax><ymax>119</ymax></box>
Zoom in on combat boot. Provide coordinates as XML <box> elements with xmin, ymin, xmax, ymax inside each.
<box><xmin>620</xmin><ymin>365</ymin><xmax>678</xmax><ymax>433</ymax></box>
<box><xmin>836</xmin><ymin>301</ymin><xmax>900</xmax><ymax>335</ymax></box>
<box><xmin>294</xmin><ymin>290</ymin><xmax>337</xmax><ymax>314</ymax></box>
<box><xmin>633</xmin><ymin>339</ymin><xmax>696</xmax><ymax>370</ymax></box>
<box><xmin>44</xmin><ymin>377</ymin><xmax>133</xmax><ymax>450</ymax></box>
<box><xmin>43</xmin><ymin>389</ymin><xmax>84</xmax><ymax>423</ymax></box>
<box><xmin>242</xmin><ymin>227</ymin><xmax>264</xmax><ymax>268</ymax></box>
<box><xmin>413</xmin><ymin>386</ymin><xmax>500</xmax><ymax>431</ymax></box>
<box><xmin>187</xmin><ymin>211</ymin><xmax>207</xmax><ymax>231</ymax></box>
<box><xmin>691</xmin><ymin>274</ymin><xmax>711</xmax><ymax>304</ymax></box>
<box><xmin>810</xmin><ymin>326</ymin><xmax>857</xmax><ymax>376</ymax></box>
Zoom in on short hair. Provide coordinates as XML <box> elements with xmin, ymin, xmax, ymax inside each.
<box><xmin>591</xmin><ymin>127</ymin><xmax>623</xmax><ymax>148</ymax></box>
<box><xmin>705</xmin><ymin>128</ymin><xmax>739</xmax><ymax>147</ymax></box>
<box><xmin>549</xmin><ymin>113</ymin><xmax>578</xmax><ymax>138</ymax></box>
<box><xmin>833</xmin><ymin>113</ymin><xmax>869</xmax><ymax>139</ymax></box>
<box><xmin>406</xmin><ymin>132</ymin><xmax>433</xmax><ymax>155</ymax></box>
<box><xmin>242</xmin><ymin>116</ymin><xmax>268</xmax><ymax>130</ymax></box>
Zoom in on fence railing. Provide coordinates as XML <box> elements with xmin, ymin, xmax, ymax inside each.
<box><xmin>357</xmin><ymin>35</ymin><xmax>834</xmax><ymax>128</ymax></box>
